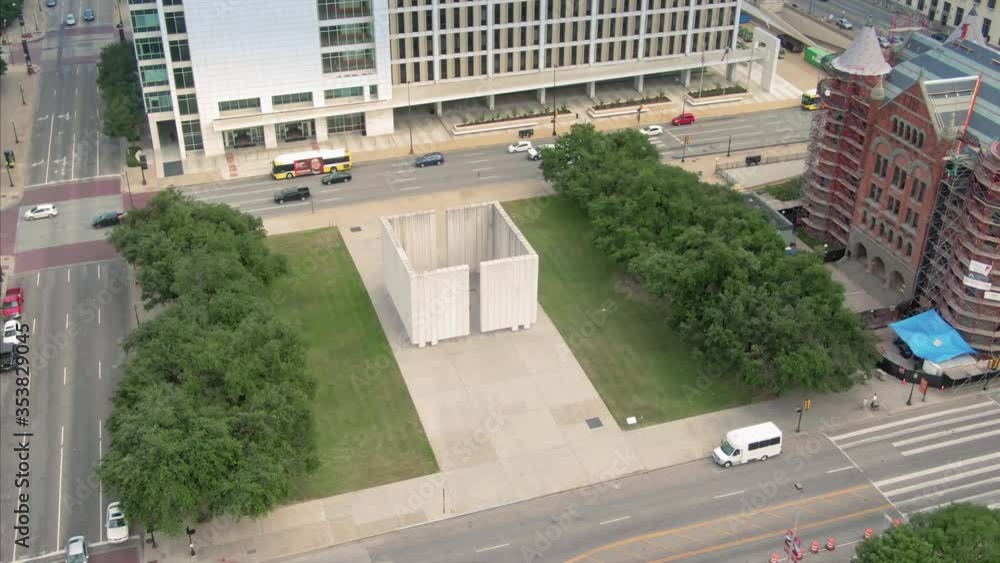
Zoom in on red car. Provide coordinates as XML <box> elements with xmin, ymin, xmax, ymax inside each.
<box><xmin>2</xmin><ymin>288</ymin><xmax>24</xmax><ymax>320</ymax></box>
<box><xmin>671</xmin><ymin>112</ymin><xmax>696</xmax><ymax>126</ymax></box>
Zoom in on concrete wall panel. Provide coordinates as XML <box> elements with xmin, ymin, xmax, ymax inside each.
<box><xmin>445</xmin><ymin>204</ymin><xmax>492</xmax><ymax>272</ymax></box>
<box><xmin>388</xmin><ymin>211</ymin><xmax>436</xmax><ymax>272</ymax></box>
<box><xmin>381</xmin><ymin>219</ymin><xmax>415</xmax><ymax>339</ymax></box>
<box><xmin>480</xmin><ymin>255</ymin><xmax>539</xmax><ymax>332</ymax></box>
<box><xmin>411</xmin><ymin>266</ymin><xmax>471</xmax><ymax>346</ymax></box>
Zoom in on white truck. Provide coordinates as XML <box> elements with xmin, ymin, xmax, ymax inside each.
<box><xmin>712</xmin><ymin>422</ymin><xmax>782</xmax><ymax>468</ymax></box>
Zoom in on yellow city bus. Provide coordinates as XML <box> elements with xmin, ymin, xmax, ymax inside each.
<box><xmin>801</xmin><ymin>89</ymin><xmax>820</xmax><ymax>111</ymax></box>
<box><xmin>271</xmin><ymin>149</ymin><xmax>352</xmax><ymax>180</ymax></box>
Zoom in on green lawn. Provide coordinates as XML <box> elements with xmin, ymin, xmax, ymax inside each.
<box><xmin>267</xmin><ymin>228</ymin><xmax>437</xmax><ymax>499</ymax></box>
<box><xmin>505</xmin><ymin>197</ymin><xmax>754</xmax><ymax>426</ymax></box>
<box><xmin>761</xmin><ymin>177</ymin><xmax>803</xmax><ymax>202</ymax></box>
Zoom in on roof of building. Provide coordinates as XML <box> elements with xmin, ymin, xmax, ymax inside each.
<box><xmin>832</xmin><ymin>23</ymin><xmax>892</xmax><ymax>76</ymax></box>
<box><xmin>886</xmin><ymin>36</ymin><xmax>1000</xmax><ymax>146</ymax></box>
<box><xmin>944</xmin><ymin>7</ymin><xmax>988</xmax><ymax>46</ymax></box>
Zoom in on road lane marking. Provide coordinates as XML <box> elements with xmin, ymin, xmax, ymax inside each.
<box><xmin>45</xmin><ymin>114</ymin><xmax>55</xmax><ymax>184</ymax></box>
<box><xmin>913</xmin><ymin>488</ymin><xmax>1000</xmax><ymax>514</ymax></box>
<box><xmin>56</xmin><ymin>426</ymin><xmax>65</xmax><ymax>550</ymax></box>
<box><xmin>98</xmin><ymin>308</ymin><xmax>101</xmax><ymax>325</ymax></box>
<box><xmin>242</xmin><ymin>201</ymin><xmax>309</xmax><ymax>213</ymax></box>
<box><xmin>826</xmin><ymin>466</ymin><xmax>856</xmax><ymax>474</ymax></box>
<box><xmin>97</xmin><ymin>264</ymin><xmax>101</xmax><ymax>279</ymax></box>
<box><xmin>473</xmin><ymin>167</ymin><xmax>496</xmax><ymax>172</ymax></box>
<box><xmin>713</xmin><ymin>490</ymin><xmax>745</xmax><ymax>499</ymax></box>
<box><xmin>895</xmin><ymin>476</ymin><xmax>1000</xmax><ymax>507</ymax></box>
<box><xmin>479</xmin><ymin>175</ymin><xmax>499</xmax><ymax>180</ymax></box>
<box><xmin>838</xmin><ymin>409</ymin><xmax>1000</xmax><ymax>448</ymax></box>
<box><xmin>65</xmin><ymin>313</ymin><xmax>69</xmax><ymax>330</ymax></box>
<box><xmin>465</xmin><ymin>152</ymin><xmax>486</xmax><ymax>156</ymax></box>
<box><xmin>67</xmin><ymin>268</ymin><xmax>71</xmax><ymax>284</ymax></box>
<box><xmin>827</xmin><ymin>402</ymin><xmax>997</xmax><ymax>442</ymax></box>
<box><xmin>882</xmin><ymin>464</ymin><xmax>1000</xmax><ymax>497</ymax></box>
<box><xmin>70</xmin><ymin>135</ymin><xmax>76</xmax><ymax>180</ymax></box>
<box><xmin>890</xmin><ymin>419</ymin><xmax>1000</xmax><ymax>448</ymax></box>
<box><xmin>600</xmin><ymin>516</ymin><xmax>632</xmax><ymax>525</ymax></box>
<box><xmin>99</xmin><ymin>419</ymin><xmax>104</xmax><ymax>542</ymax></box>
<box><xmin>391</xmin><ymin>161</ymin><xmax>411</xmax><ymax>167</ymax></box>
<box><xmin>64</xmin><ymin>367</ymin><xmax>67</xmax><ymax>385</ymax></box>
<box><xmin>98</xmin><ymin>360</ymin><xmax>102</xmax><ymax>381</ymax></box>
<box><xmin>475</xmin><ymin>543</ymin><xmax>509</xmax><ymax>553</ymax></box>
<box><xmin>197</xmin><ymin>186</ymin><xmax>279</xmax><ymax>201</ymax></box>
<box><xmin>393</xmin><ymin>176</ymin><xmax>417</xmax><ymax>182</ymax></box>
<box><xmin>468</xmin><ymin>159</ymin><xmax>490</xmax><ymax>163</ymax></box>
<box><xmin>32</xmin><ymin>317</ymin><xmax>36</xmax><ymax>334</ymax></box>
<box><xmin>900</xmin><ymin>429</ymin><xmax>1000</xmax><ymax>456</ymax></box>
<box><xmin>873</xmin><ymin>452</ymin><xmax>1000</xmax><ymax>488</ymax></box>
<box><xmin>36</xmin><ymin>272</ymin><xmax>40</xmax><ymax>286</ymax></box>
<box><xmin>315</xmin><ymin>196</ymin><xmax>345</xmax><ymax>203</ymax></box>
<box><xmin>400</xmin><ymin>186</ymin><xmax>423</xmax><ymax>191</ymax></box>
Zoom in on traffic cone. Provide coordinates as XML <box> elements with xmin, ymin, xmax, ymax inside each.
<box><xmin>810</xmin><ymin>540</ymin><xmax>820</xmax><ymax>554</ymax></box>
<box><xmin>864</xmin><ymin>528</ymin><xmax>873</xmax><ymax>539</ymax></box>
<box><xmin>826</xmin><ymin>537</ymin><xmax>836</xmax><ymax>551</ymax></box>
<box><xmin>770</xmin><ymin>553</ymin><xmax>779</xmax><ymax>563</ymax></box>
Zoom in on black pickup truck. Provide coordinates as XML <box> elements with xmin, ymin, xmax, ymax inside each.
<box><xmin>777</xmin><ymin>34</ymin><xmax>805</xmax><ymax>53</ymax></box>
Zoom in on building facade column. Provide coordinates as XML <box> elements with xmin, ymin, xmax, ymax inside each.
<box><xmin>634</xmin><ymin>74</ymin><xmax>644</xmax><ymax>93</ymax></box>
<box><xmin>435</xmin><ymin>101</ymin><xmax>443</xmax><ymax>115</ymax></box>
<box><xmin>365</xmin><ymin>108</ymin><xmax>395</xmax><ymax>136</ymax></box>
<box><xmin>315</xmin><ymin>119</ymin><xmax>329</xmax><ymax>142</ymax></box>
<box><xmin>263</xmin><ymin>125</ymin><xmax>278</xmax><ymax>149</ymax></box>
<box><xmin>682</xmin><ymin>69</ymin><xmax>692</xmax><ymax>87</ymax></box>
<box><xmin>538</xmin><ymin>87</ymin><xmax>546</xmax><ymax>105</ymax></box>
<box><xmin>487</xmin><ymin>94</ymin><xmax>495</xmax><ymax>109</ymax></box>
<box><xmin>587</xmin><ymin>81</ymin><xmax>596</xmax><ymax>99</ymax></box>
<box><xmin>725</xmin><ymin>63</ymin><xmax>736</xmax><ymax>81</ymax></box>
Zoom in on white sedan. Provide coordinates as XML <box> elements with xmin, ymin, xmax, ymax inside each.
<box><xmin>106</xmin><ymin>502</ymin><xmax>129</xmax><ymax>543</ymax></box>
<box><xmin>640</xmin><ymin>125</ymin><xmax>664</xmax><ymax>136</ymax></box>
<box><xmin>24</xmin><ymin>203</ymin><xmax>58</xmax><ymax>221</ymax></box>
<box><xmin>2</xmin><ymin>320</ymin><xmax>18</xmax><ymax>345</ymax></box>
<box><xmin>507</xmin><ymin>141</ymin><xmax>533</xmax><ymax>153</ymax></box>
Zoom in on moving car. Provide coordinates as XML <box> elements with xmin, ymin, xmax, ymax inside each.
<box><xmin>2</xmin><ymin>288</ymin><xmax>24</xmax><ymax>320</ymax></box>
<box><xmin>92</xmin><ymin>211</ymin><xmax>125</xmax><ymax>228</ymax></box>
<box><xmin>65</xmin><ymin>13</ymin><xmax>76</xmax><ymax>25</ymax></box>
<box><xmin>713</xmin><ymin>422</ymin><xmax>782</xmax><ymax>468</ymax></box>
<box><xmin>671</xmin><ymin>112</ymin><xmax>696</xmax><ymax>126</ymax></box>
<box><xmin>836</xmin><ymin>18</ymin><xmax>853</xmax><ymax>30</ymax></box>
<box><xmin>526</xmin><ymin>143</ymin><xmax>555</xmax><ymax>161</ymax></box>
<box><xmin>24</xmin><ymin>203</ymin><xmax>58</xmax><ymax>221</ymax></box>
<box><xmin>2</xmin><ymin>320</ymin><xmax>19</xmax><ymax>345</ymax></box>
<box><xmin>273</xmin><ymin>186</ymin><xmax>310</xmax><ymax>204</ymax></box>
<box><xmin>414</xmin><ymin>152</ymin><xmax>444</xmax><ymax>167</ymax></box>
<box><xmin>65</xmin><ymin>536</ymin><xmax>88</xmax><ymax>563</ymax></box>
<box><xmin>321</xmin><ymin>170</ymin><xmax>352</xmax><ymax>185</ymax></box>
<box><xmin>639</xmin><ymin>125</ymin><xmax>664</xmax><ymax>136</ymax></box>
<box><xmin>105</xmin><ymin>502</ymin><xmax>129</xmax><ymax>544</ymax></box>
<box><xmin>507</xmin><ymin>141</ymin><xmax>533</xmax><ymax>153</ymax></box>
<box><xmin>83</xmin><ymin>8</ymin><xmax>95</xmax><ymax>21</ymax></box>
<box><xmin>0</xmin><ymin>342</ymin><xmax>16</xmax><ymax>372</ymax></box>
<box><xmin>46</xmin><ymin>0</ymin><xmax>56</xmax><ymax>6</ymax></box>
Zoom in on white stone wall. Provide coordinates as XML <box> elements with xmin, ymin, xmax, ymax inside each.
<box><xmin>365</xmin><ymin>108</ymin><xmax>395</xmax><ymax>136</ymax></box>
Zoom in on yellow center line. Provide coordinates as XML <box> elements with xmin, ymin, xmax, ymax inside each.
<box><xmin>563</xmin><ymin>484</ymin><xmax>877</xmax><ymax>563</ymax></box>
<box><xmin>647</xmin><ymin>504</ymin><xmax>893</xmax><ymax>563</ymax></box>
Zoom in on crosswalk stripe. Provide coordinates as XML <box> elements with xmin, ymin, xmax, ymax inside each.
<box><xmin>826</xmin><ymin>402</ymin><xmax>997</xmax><ymax>442</ymax></box>
<box><xmin>882</xmin><ymin>464</ymin><xmax>1000</xmax><ymax>497</ymax></box>
<box><xmin>837</xmin><ymin>410</ymin><xmax>1000</xmax><ymax>449</ymax></box>
<box><xmin>891</xmin><ymin>419</ymin><xmax>1000</xmax><ymax>448</ymax></box>
<box><xmin>894</xmin><ymin>476</ymin><xmax>1000</xmax><ymax>506</ymax></box>
<box><xmin>873</xmin><ymin>452</ymin><xmax>1000</xmax><ymax>488</ymax></box>
<box><xmin>912</xmin><ymin>490</ymin><xmax>1000</xmax><ymax>514</ymax></box>
<box><xmin>901</xmin><ymin>429</ymin><xmax>1000</xmax><ymax>456</ymax></box>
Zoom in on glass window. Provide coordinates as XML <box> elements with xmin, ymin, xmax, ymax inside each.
<box><xmin>319</xmin><ymin>22</ymin><xmax>372</xmax><ymax>47</ymax></box>
<box><xmin>322</xmin><ymin>49</ymin><xmax>376</xmax><ymax>73</ymax></box>
<box><xmin>162</xmin><ymin>0</ymin><xmax>183</xmax><ymax>5</ymax></box>
<box><xmin>224</xmin><ymin>127</ymin><xmax>265</xmax><ymax>149</ymax></box>
<box><xmin>164</xmin><ymin>11</ymin><xmax>186</xmax><ymax>34</ymax></box>
<box><xmin>318</xmin><ymin>0</ymin><xmax>371</xmax><ymax>20</ymax></box>
<box><xmin>173</xmin><ymin>66</ymin><xmax>194</xmax><ymax>89</ymax></box>
<box><xmin>131</xmin><ymin>9</ymin><xmax>160</xmax><ymax>33</ymax></box>
<box><xmin>218</xmin><ymin>98</ymin><xmax>261</xmax><ymax>112</ymax></box>
<box><xmin>181</xmin><ymin>120</ymin><xmax>203</xmax><ymax>150</ymax></box>
<box><xmin>324</xmin><ymin>86</ymin><xmax>364</xmax><ymax>99</ymax></box>
<box><xmin>143</xmin><ymin>91</ymin><xmax>172</xmax><ymax>112</ymax></box>
<box><xmin>369</xmin><ymin>85</ymin><xmax>378</xmax><ymax>99</ymax></box>
<box><xmin>272</xmin><ymin>92</ymin><xmax>314</xmax><ymax>106</ymax></box>
<box><xmin>139</xmin><ymin>64</ymin><xmax>168</xmax><ymax>87</ymax></box>
<box><xmin>134</xmin><ymin>37</ymin><xmax>164</xmax><ymax>60</ymax></box>
<box><xmin>176</xmin><ymin>93</ymin><xmax>198</xmax><ymax>115</ymax></box>
<box><xmin>169</xmin><ymin>40</ymin><xmax>190</xmax><ymax>62</ymax></box>
<box><xmin>326</xmin><ymin>112</ymin><xmax>366</xmax><ymax>134</ymax></box>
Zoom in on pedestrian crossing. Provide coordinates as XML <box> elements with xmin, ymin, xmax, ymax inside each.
<box><xmin>826</xmin><ymin>399</ymin><xmax>1000</xmax><ymax>516</ymax></box>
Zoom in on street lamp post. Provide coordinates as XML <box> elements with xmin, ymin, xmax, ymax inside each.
<box><xmin>5</xmin><ymin>162</ymin><xmax>13</xmax><ymax>187</ymax></box>
<box><xmin>122</xmin><ymin>169</ymin><xmax>135</xmax><ymax>209</ymax></box>
<box><xmin>795</xmin><ymin>407</ymin><xmax>803</xmax><ymax>433</ymax></box>
<box><xmin>551</xmin><ymin>63</ymin><xmax>557</xmax><ymax>137</ymax></box>
<box><xmin>19</xmin><ymin>83</ymin><xmax>25</xmax><ymax>105</ymax></box>
<box><xmin>186</xmin><ymin>527</ymin><xmax>196</xmax><ymax>556</ymax></box>
<box><xmin>906</xmin><ymin>376</ymin><xmax>916</xmax><ymax>406</ymax></box>
<box><xmin>11</xmin><ymin>121</ymin><xmax>19</xmax><ymax>143</ymax></box>
<box><xmin>146</xmin><ymin>529</ymin><xmax>158</xmax><ymax>548</ymax></box>
<box><xmin>407</xmin><ymin>80</ymin><xmax>413</xmax><ymax>155</ymax></box>
<box><xmin>726</xmin><ymin>135</ymin><xmax>732</xmax><ymax>157</ymax></box>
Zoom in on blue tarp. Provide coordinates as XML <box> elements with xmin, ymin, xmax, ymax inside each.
<box><xmin>890</xmin><ymin>310</ymin><xmax>976</xmax><ymax>364</ymax></box>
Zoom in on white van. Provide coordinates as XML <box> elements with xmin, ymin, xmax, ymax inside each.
<box><xmin>712</xmin><ymin>422</ymin><xmax>782</xmax><ymax>468</ymax></box>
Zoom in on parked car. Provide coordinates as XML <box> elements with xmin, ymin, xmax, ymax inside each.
<box><xmin>507</xmin><ymin>141</ymin><xmax>533</xmax><ymax>153</ymax></box>
<box><xmin>877</xmin><ymin>36</ymin><xmax>889</xmax><ymax>48</ymax></box>
<box><xmin>930</xmin><ymin>31</ymin><xmax>948</xmax><ymax>42</ymax></box>
<box><xmin>0</xmin><ymin>342</ymin><xmax>16</xmax><ymax>372</ymax></box>
<box><xmin>527</xmin><ymin>143</ymin><xmax>555</xmax><ymax>161</ymax></box>
<box><xmin>24</xmin><ymin>203</ymin><xmax>58</xmax><ymax>221</ymax></box>
<box><xmin>45</xmin><ymin>0</ymin><xmax>56</xmax><ymax>6</ymax></box>
<box><xmin>894</xmin><ymin>337</ymin><xmax>914</xmax><ymax>360</ymax></box>
<box><xmin>2</xmin><ymin>320</ymin><xmax>19</xmax><ymax>345</ymax></box>
<box><xmin>92</xmin><ymin>211</ymin><xmax>125</xmax><ymax>228</ymax></box>
<box><xmin>836</xmin><ymin>18</ymin><xmax>853</xmax><ymax>30</ymax></box>
<box><xmin>65</xmin><ymin>13</ymin><xmax>76</xmax><ymax>25</ymax></box>
<box><xmin>65</xmin><ymin>536</ymin><xmax>88</xmax><ymax>563</ymax></box>
<box><xmin>414</xmin><ymin>152</ymin><xmax>444</xmax><ymax>167</ymax></box>
<box><xmin>671</xmin><ymin>112</ymin><xmax>696</xmax><ymax>126</ymax></box>
<box><xmin>105</xmin><ymin>503</ymin><xmax>129</xmax><ymax>544</ymax></box>
<box><xmin>83</xmin><ymin>8</ymin><xmax>95</xmax><ymax>21</ymax></box>
<box><xmin>2</xmin><ymin>288</ymin><xmax>24</xmax><ymax>320</ymax></box>
<box><xmin>273</xmin><ymin>186</ymin><xmax>311</xmax><ymax>204</ymax></box>
<box><xmin>321</xmin><ymin>170</ymin><xmax>352</xmax><ymax>185</ymax></box>
<box><xmin>639</xmin><ymin>125</ymin><xmax>664</xmax><ymax>136</ymax></box>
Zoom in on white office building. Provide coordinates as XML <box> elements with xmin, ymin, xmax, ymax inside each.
<box><xmin>128</xmin><ymin>0</ymin><xmax>768</xmax><ymax>176</ymax></box>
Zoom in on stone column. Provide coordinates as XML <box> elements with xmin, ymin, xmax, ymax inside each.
<box><xmin>435</xmin><ymin>101</ymin><xmax>443</xmax><ymax>115</ymax></box>
<box><xmin>538</xmin><ymin>87</ymin><xmax>546</xmax><ymax>105</ymax></box>
<box><xmin>634</xmin><ymin>74</ymin><xmax>644</xmax><ymax>93</ymax></box>
<box><xmin>682</xmin><ymin>69</ymin><xmax>692</xmax><ymax>87</ymax></box>
<box><xmin>487</xmin><ymin>94</ymin><xmax>495</xmax><ymax>110</ymax></box>
<box><xmin>587</xmin><ymin>81</ymin><xmax>596</xmax><ymax>99</ymax></box>
<box><xmin>263</xmin><ymin>125</ymin><xmax>278</xmax><ymax>149</ymax></box>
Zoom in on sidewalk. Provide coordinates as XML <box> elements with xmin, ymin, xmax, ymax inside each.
<box><xmin>139</xmin><ymin>179</ymin><xmax>1000</xmax><ymax>563</ymax></box>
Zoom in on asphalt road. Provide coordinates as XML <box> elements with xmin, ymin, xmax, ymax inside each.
<box><xmin>25</xmin><ymin>0</ymin><xmax>122</xmax><ymax>187</ymax></box>
<box><xmin>0</xmin><ymin>260</ymin><xmax>135</xmax><ymax>562</ymax></box>
<box><xmin>183</xmin><ymin>107</ymin><xmax>813</xmax><ymax>217</ymax></box>
<box><xmin>279</xmin><ymin>395</ymin><xmax>1000</xmax><ymax>563</ymax></box>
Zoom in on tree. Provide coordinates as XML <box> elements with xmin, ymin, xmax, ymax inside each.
<box><xmin>854</xmin><ymin>504</ymin><xmax>1000</xmax><ymax>563</ymax></box>
<box><xmin>96</xmin><ymin>41</ymin><xmax>141</xmax><ymax>141</ymax></box>
<box><xmin>102</xmin><ymin>91</ymin><xmax>142</xmax><ymax>140</ymax></box>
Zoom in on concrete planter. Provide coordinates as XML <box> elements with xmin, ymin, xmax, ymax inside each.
<box><xmin>684</xmin><ymin>92</ymin><xmax>751</xmax><ymax>107</ymax></box>
<box><xmin>453</xmin><ymin>113</ymin><xmax>572</xmax><ymax>136</ymax></box>
<box><xmin>587</xmin><ymin>99</ymin><xmax>672</xmax><ymax>119</ymax></box>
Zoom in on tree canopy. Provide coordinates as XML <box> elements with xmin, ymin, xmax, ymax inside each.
<box><xmin>541</xmin><ymin>124</ymin><xmax>877</xmax><ymax>393</ymax></box>
<box><xmin>100</xmin><ymin>190</ymin><xmax>314</xmax><ymax>535</ymax></box>
<box><xmin>854</xmin><ymin>504</ymin><xmax>999</xmax><ymax>562</ymax></box>
<box><xmin>96</xmin><ymin>41</ymin><xmax>142</xmax><ymax>141</ymax></box>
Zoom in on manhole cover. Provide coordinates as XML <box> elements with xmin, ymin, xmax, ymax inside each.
<box><xmin>350</xmin><ymin>226</ymin><xmax>362</xmax><ymax>232</ymax></box>
<box><xmin>586</xmin><ymin>417</ymin><xmax>603</xmax><ymax>429</ymax></box>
